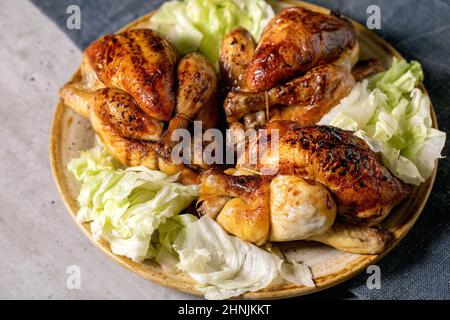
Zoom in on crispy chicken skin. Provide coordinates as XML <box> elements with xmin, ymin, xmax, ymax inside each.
<box><xmin>89</xmin><ymin>88</ymin><xmax>160</xmax><ymax>169</ymax></box>
<box><xmin>90</xmin><ymin>88</ymin><xmax>164</xmax><ymax>141</ymax></box>
<box><xmin>85</xmin><ymin>29</ymin><xmax>179</xmax><ymax>121</ymax></box>
<box><xmin>225</xmin><ymin>64</ymin><xmax>355</xmax><ymax>127</ymax></box>
<box><xmin>199</xmin><ymin>168</ymin><xmax>272</xmax><ymax>245</ymax></box>
<box><xmin>219</xmin><ymin>27</ymin><xmax>256</xmax><ymax>91</ymax></box>
<box><xmin>158</xmin><ymin>53</ymin><xmax>218</xmax><ymax>164</ymax></box>
<box><xmin>198</xmin><ymin>167</ymin><xmax>392</xmax><ymax>254</ymax></box>
<box><xmin>89</xmin><ymin>88</ymin><xmax>200</xmax><ymax>185</ymax></box>
<box><xmin>60</xmin><ymin>30</ymin><xmax>218</xmax><ymax>184</ymax></box>
<box><xmin>237</xmin><ymin>121</ymin><xmax>410</xmax><ymax>225</ymax></box>
<box><xmin>246</xmin><ymin>7</ymin><xmax>356</xmax><ymax>91</ymax></box>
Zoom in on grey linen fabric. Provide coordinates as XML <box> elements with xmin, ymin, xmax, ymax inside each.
<box><xmin>31</xmin><ymin>0</ymin><xmax>450</xmax><ymax>299</ymax></box>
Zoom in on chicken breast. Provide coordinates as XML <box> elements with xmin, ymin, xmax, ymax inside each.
<box><xmin>85</xmin><ymin>29</ymin><xmax>179</xmax><ymax>121</ymax></box>
<box><xmin>246</xmin><ymin>7</ymin><xmax>356</xmax><ymax>91</ymax></box>
<box><xmin>238</xmin><ymin>121</ymin><xmax>411</xmax><ymax>225</ymax></box>
<box><xmin>269</xmin><ymin>175</ymin><xmax>336</xmax><ymax>242</ymax></box>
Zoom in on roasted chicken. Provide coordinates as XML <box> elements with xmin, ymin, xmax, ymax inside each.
<box><xmin>59</xmin><ymin>29</ymin><xmax>218</xmax><ymax>184</ymax></box>
<box><xmin>220</xmin><ymin>7</ymin><xmax>359</xmax><ymax>133</ymax></box>
<box><xmin>237</xmin><ymin>121</ymin><xmax>410</xmax><ymax>225</ymax></box>
<box><xmin>219</xmin><ymin>27</ymin><xmax>256</xmax><ymax>91</ymax></box>
<box><xmin>198</xmin><ymin>167</ymin><xmax>394</xmax><ymax>254</ymax></box>
<box><xmin>85</xmin><ymin>29</ymin><xmax>179</xmax><ymax>121</ymax></box>
<box><xmin>245</xmin><ymin>7</ymin><xmax>357</xmax><ymax>92</ymax></box>
<box><xmin>224</xmin><ymin>64</ymin><xmax>356</xmax><ymax>128</ymax></box>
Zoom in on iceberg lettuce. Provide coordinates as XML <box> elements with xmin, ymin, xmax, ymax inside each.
<box><xmin>148</xmin><ymin>0</ymin><xmax>274</xmax><ymax>65</ymax></box>
<box><xmin>174</xmin><ymin>216</ymin><xmax>314</xmax><ymax>300</ymax></box>
<box><xmin>319</xmin><ymin>59</ymin><xmax>446</xmax><ymax>185</ymax></box>
<box><xmin>68</xmin><ymin>147</ymin><xmax>199</xmax><ymax>262</ymax></box>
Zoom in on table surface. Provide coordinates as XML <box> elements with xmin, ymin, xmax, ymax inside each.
<box><xmin>0</xmin><ymin>0</ymin><xmax>194</xmax><ymax>300</ymax></box>
<box><xmin>1</xmin><ymin>0</ymin><xmax>448</xmax><ymax>300</ymax></box>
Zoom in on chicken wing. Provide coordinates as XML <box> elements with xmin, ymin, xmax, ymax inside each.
<box><xmin>246</xmin><ymin>7</ymin><xmax>357</xmax><ymax>91</ymax></box>
<box><xmin>308</xmin><ymin>222</ymin><xmax>393</xmax><ymax>255</ymax></box>
<box><xmin>237</xmin><ymin>121</ymin><xmax>410</xmax><ymax>225</ymax></box>
<box><xmin>224</xmin><ymin>64</ymin><xmax>355</xmax><ymax>128</ymax></box>
<box><xmin>84</xmin><ymin>29</ymin><xmax>179</xmax><ymax>121</ymax></box>
<box><xmin>59</xmin><ymin>55</ymin><xmax>105</xmax><ymax>118</ymax></box>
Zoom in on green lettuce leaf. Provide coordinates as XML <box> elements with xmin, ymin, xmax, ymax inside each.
<box><xmin>148</xmin><ymin>0</ymin><xmax>274</xmax><ymax>65</ymax></box>
<box><xmin>319</xmin><ymin>59</ymin><xmax>446</xmax><ymax>185</ymax></box>
<box><xmin>68</xmin><ymin>146</ymin><xmax>199</xmax><ymax>262</ymax></box>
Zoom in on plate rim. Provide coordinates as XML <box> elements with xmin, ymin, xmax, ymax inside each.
<box><xmin>49</xmin><ymin>0</ymin><xmax>439</xmax><ymax>299</ymax></box>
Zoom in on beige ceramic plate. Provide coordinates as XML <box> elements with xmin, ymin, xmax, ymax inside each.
<box><xmin>50</xmin><ymin>0</ymin><xmax>438</xmax><ymax>299</ymax></box>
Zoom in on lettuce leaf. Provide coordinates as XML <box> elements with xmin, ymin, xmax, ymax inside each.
<box><xmin>148</xmin><ymin>0</ymin><xmax>274</xmax><ymax>65</ymax></box>
<box><xmin>174</xmin><ymin>216</ymin><xmax>314</xmax><ymax>300</ymax></box>
<box><xmin>68</xmin><ymin>146</ymin><xmax>198</xmax><ymax>262</ymax></box>
<box><xmin>319</xmin><ymin>59</ymin><xmax>446</xmax><ymax>185</ymax></box>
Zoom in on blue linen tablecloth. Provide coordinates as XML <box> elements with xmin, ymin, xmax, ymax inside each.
<box><xmin>31</xmin><ymin>0</ymin><xmax>450</xmax><ymax>299</ymax></box>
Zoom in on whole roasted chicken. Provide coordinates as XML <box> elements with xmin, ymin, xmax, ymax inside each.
<box><xmin>198</xmin><ymin>121</ymin><xmax>410</xmax><ymax>254</ymax></box>
<box><xmin>60</xmin><ymin>29</ymin><xmax>218</xmax><ymax>184</ymax></box>
<box><xmin>221</xmin><ymin>7</ymin><xmax>362</xmax><ymax>131</ymax></box>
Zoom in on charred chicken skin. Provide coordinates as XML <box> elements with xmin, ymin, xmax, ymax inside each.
<box><xmin>237</xmin><ymin>121</ymin><xmax>410</xmax><ymax>225</ymax></box>
<box><xmin>59</xmin><ymin>30</ymin><xmax>218</xmax><ymax>184</ymax></box>
<box><xmin>85</xmin><ymin>29</ymin><xmax>179</xmax><ymax>121</ymax></box>
<box><xmin>219</xmin><ymin>27</ymin><xmax>256</xmax><ymax>91</ymax></box>
<box><xmin>198</xmin><ymin>167</ymin><xmax>394</xmax><ymax>254</ymax></box>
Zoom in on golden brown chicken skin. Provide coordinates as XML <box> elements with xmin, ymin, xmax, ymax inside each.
<box><xmin>89</xmin><ymin>88</ymin><xmax>161</xmax><ymax>169</ymax></box>
<box><xmin>198</xmin><ymin>167</ymin><xmax>393</xmax><ymax>254</ymax></box>
<box><xmin>60</xmin><ymin>30</ymin><xmax>218</xmax><ymax>184</ymax></box>
<box><xmin>225</xmin><ymin>64</ymin><xmax>355</xmax><ymax>128</ymax></box>
<box><xmin>237</xmin><ymin>121</ymin><xmax>410</xmax><ymax>225</ymax></box>
<box><xmin>199</xmin><ymin>167</ymin><xmax>272</xmax><ymax>245</ymax></box>
<box><xmin>157</xmin><ymin>53</ymin><xmax>218</xmax><ymax>166</ymax></box>
<box><xmin>85</xmin><ymin>29</ymin><xmax>179</xmax><ymax>121</ymax></box>
<box><xmin>219</xmin><ymin>27</ymin><xmax>256</xmax><ymax>91</ymax></box>
<box><xmin>246</xmin><ymin>7</ymin><xmax>356</xmax><ymax>91</ymax></box>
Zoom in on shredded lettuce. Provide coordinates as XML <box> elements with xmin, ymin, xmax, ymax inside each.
<box><xmin>319</xmin><ymin>59</ymin><xmax>446</xmax><ymax>185</ymax></box>
<box><xmin>174</xmin><ymin>216</ymin><xmax>314</xmax><ymax>300</ymax></box>
<box><xmin>148</xmin><ymin>0</ymin><xmax>274</xmax><ymax>65</ymax></box>
<box><xmin>68</xmin><ymin>146</ymin><xmax>199</xmax><ymax>262</ymax></box>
